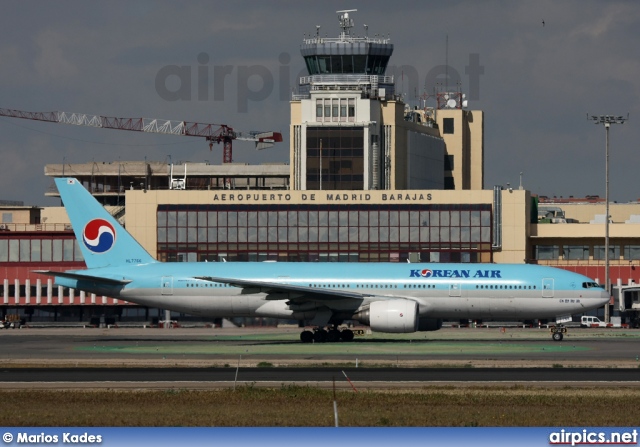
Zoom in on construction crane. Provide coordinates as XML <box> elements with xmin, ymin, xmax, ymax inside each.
<box><xmin>0</xmin><ymin>107</ymin><xmax>282</xmax><ymax>164</ymax></box>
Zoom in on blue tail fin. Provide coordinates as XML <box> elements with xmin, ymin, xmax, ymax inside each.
<box><xmin>55</xmin><ymin>177</ymin><xmax>157</xmax><ymax>269</ymax></box>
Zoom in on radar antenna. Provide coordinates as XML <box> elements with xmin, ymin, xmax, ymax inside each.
<box><xmin>337</xmin><ymin>9</ymin><xmax>357</xmax><ymax>39</ymax></box>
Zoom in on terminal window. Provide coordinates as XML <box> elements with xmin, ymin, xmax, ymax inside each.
<box><xmin>306</xmin><ymin>126</ymin><xmax>364</xmax><ymax>190</ymax></box>
<box><xmin>563</xmin><ymin>245</ymin><xmax>590</xmax><ymax>260</ymax></box>
<box><xmin>594</xmin><ymin>245</ymin><xmax>620</xmax><ymax>260</ymax></box>
<box><xmin>624</xmin><ymin>245</ymin><xmax>640</xmax><ymax>260</ymax></box>
<box><xmin>534</xmin><ymin>245</ymin><xmax>560</xmax><ymax>260</ymax></box>
<box><xmin>156</xmin><ymin>204</ymin><xmax>493</xmax><ymax>263</ymax></box>
<box><xmin>0</xmin><ymin>236</ymin><xmax>83</xmax><ymax>263</ymax></box>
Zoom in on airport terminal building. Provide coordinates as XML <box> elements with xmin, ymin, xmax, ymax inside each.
<box><xmin>1</xmin><ymin>12</ymin><xmax>639</xmax><ymax>325</ymax></box>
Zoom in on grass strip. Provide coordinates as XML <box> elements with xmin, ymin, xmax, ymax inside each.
<box><xmin>1</xmin><ymin>386</ymin><xmax>638</xmax><ymax>426</ymax></box>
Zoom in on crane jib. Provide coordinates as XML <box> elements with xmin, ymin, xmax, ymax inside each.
<box><xmin>0</xmin><ymin>106</ymin><xmax>281</xmax><ymax>164</ymax></box>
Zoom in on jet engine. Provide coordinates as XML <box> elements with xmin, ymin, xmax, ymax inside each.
<box><xmin>353</xmin><ymin>300</ymin><xmax>418</xmax><ymax>333</ymax></box>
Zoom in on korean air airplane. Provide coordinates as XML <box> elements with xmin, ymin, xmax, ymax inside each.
<box><xmin>37</xmin><ymin>178</ymin><xmax>610</xmax><ymax>343</ymax></box>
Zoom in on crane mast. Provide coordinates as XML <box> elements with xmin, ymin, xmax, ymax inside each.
<box><xmin>0</xmin><ymin>108</ymin><xmax>282</xmax><ymax>163</ymax></box>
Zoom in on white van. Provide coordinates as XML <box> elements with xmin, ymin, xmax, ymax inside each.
<box><xmin>580</xmin><ymin>316</ymin><xmax>607</xmax><ymax>327</ymax></box>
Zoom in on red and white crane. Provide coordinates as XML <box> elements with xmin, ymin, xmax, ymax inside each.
<box><xmin>0</xmin><ymin>107</ymin><xmax>282</xmax><ymax>164</ymax></box>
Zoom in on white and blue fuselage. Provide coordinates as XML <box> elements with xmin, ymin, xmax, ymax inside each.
<box><xmin>53</xmin><ymin>261</ymin><xmax>608</xmax><ymax>321</ymax></box>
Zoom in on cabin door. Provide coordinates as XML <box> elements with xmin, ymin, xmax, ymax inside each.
<box><xmin>161</xmin><ymin>276</ymin><xmax>173</xmax><ymax>296</ymax></box>
<box><xmin>542</xmin><ymin>278</ymin><xmax>554</xmax><ymax>297</ymax></box>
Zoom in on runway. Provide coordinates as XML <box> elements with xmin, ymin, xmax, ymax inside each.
<box><xmin>1</xmin><ymin>366</ymin><xmax>639</xmax><ymax>386</ymax></box>
<box><xmin>0</xmin><ymin>326</ymin><xmax>639</xmax><ymax>388</ymax></box>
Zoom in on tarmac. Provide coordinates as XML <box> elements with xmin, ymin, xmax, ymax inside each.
<box><xmin>0</xmin><ymin>325</ymin><xmax>639</xmax><ymax>369</ymax></box>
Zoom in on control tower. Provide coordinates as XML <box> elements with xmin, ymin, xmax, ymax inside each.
<box><xmin>298</xmin><ymin>10</ymin><xmax>395</xmax><ymax>101</ymax></box>
<box><xmin>290</xmin><ymin>10</ymin><xmax>446</xmax><ymax>191</ymax></box>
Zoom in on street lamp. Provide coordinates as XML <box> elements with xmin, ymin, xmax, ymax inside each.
<box><xmin>589</xmin><ymin>114</ymin><xmax>628</xmax><ymax>322</ymax></box>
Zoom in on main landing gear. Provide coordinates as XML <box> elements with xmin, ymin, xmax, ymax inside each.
<box><xmin>300</xmin><ymin>326</ymin><xmax>355</xmax><ymax>343</ymax></box>
<box><xmin>549</xmin><ymin>324</ymin><xmax>567</xmax><ymax>342</ymax></box>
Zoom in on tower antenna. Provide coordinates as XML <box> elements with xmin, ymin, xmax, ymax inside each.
<box><xmin>445</xmin><ymin>34</ymin><xmax>449</xmax><ymax>92</ymax></box>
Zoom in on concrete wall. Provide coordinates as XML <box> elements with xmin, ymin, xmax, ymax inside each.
<box><xmin>494</xmin><ymin>189</ymin><xmax>530</xmax><ymax>264</ymax></box>
<box><xmin>434</xmin><ymin>109</ymin><xmax>484</xmax><ymax>191</ymax></box>
<box><xmin>468</xmin><ymin>111</ymin><xmax>484</xmax><ymax>190</ymax></box>
<box><xmin>0</xmin><ymin>208</ymin><xmax>37</xmax><ymax>225</ymax></box>
<box><xmin>41</xmin><ymin>207</ymin><xmax>70</xmax><ymax>225</ymax></box>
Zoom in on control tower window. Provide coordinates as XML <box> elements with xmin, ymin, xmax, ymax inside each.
<box><xmin>366</xmin><ymin>55</ymin><xmax>390</xmax><ymax>75</ymax></box>
<box><xmin>331</xmin><ymin>56</ymin><xmax>343</xmax><ymax>74</ymax></box>
<box><xmin>342</xmin><ymin>55</ymin><xmax>354</xmax><ymax>73</ymax></box>
<box><xmin>316</xmin><ymin>100</ymin><xmax>323</xmax><ymax>121</ymax></box>
<box><xmin>318</xmin><ymin>56</ymin><xmax>331</xmax><ymax>74</ymax></box>
<box><xmin>305</xmin><ymin>57</ymin><xmax>319</xmax><ymax>75</ymax></box>
<box><xmin>304</xmin><ymin>54</ymin><xmax>391</xmax><ymax>75</ymax></box>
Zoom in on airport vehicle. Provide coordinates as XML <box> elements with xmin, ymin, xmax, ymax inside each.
<box><xmin>580</xmin><ymin>315</ymin><xmax>607</xmax><ymax>327</ymax></box>
<box><xmin>35</xmin><ymin>178</ymin><xmax>610</xmax><ymax>342</ymax></box>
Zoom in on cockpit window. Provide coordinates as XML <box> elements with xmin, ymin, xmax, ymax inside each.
<box><xmin>582</xmin><ymin>282</ymin><xmax>603</xmax><ymax>289</ymax></box>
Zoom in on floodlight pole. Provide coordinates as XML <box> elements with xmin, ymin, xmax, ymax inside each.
<box><xmin>319</xmin><ymin>139</ymin><xmax>323</xmax><ymax>191</ymax></box>
<box><xmin>605</xmin><ymin>121</ymin><xmax>610</xmax><ymax>323</ymax></box>
<box><xmin>589</xmin><ymin>114</ymin><xmax>628</xmax><ymax>322</ymax></box>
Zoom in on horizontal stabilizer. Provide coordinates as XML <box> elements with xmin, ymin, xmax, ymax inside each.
<box><xmin>33</xmin><ymin>270</ymin><xmax>132</xmax><ymax>286</ymax></box>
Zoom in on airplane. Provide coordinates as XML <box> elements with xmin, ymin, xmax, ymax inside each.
<box><xmin>36</xmin><ymin>177</ymin><xmax>610</xmax><ymax>343</ymax></box>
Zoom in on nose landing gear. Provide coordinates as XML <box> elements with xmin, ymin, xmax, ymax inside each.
<box><xmin>549</xmin><ymin>324</ymin><xmax>567</xmax><ymax>341</ymax></box>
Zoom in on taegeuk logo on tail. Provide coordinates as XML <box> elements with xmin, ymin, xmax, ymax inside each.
<box><xmin>83</xmin><ymin>219</ymin><xmax>116</xmax><ymax>253</ymax></box>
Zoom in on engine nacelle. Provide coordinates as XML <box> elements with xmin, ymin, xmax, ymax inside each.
<box><xmin>417</xmin><ymin>317</ymin><xmax>443</xmax><ymax>332</ymax></box>
<box><xmin>354</xmin><ymin>300</ymin><xmax>418</xmax><ymax>333</ymax></box>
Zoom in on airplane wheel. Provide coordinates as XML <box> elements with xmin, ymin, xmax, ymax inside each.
<box><xmin>313</xmin><ymin>329</ymin><xmax>328</xmax><ymax>343</ymax></box>
<box><xmin>552</xmin><ymin>332</ymin><xmax>563</xmax><ymax>342</ymax></box>
<box><xmin>327</xmin><ymin>329</ymin><xmax>341</xmax><ymax>343</ymax></box>
<box><xmin>300</xmin><ymin>330</ymin><xmax>314</xmax><ymax>343</ymax></box>
<box><xmin>340</xmin><ymin>329</ymin><xmax>354</xmax><ymax>342</ymax></box>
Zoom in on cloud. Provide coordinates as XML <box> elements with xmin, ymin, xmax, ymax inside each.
<box><xmin>33</xmin><ymin>29</ymin><xmax>79</xmax><ymax>80</ymax></box>
<box><xmin>1</xmin><ymin>0</ymin><xmax>639</xmax><ymax>204</ymax></box>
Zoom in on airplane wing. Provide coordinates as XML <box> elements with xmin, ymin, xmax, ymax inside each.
<box><xmin>193</xmin><ymin>276</ymin><xmax>374</xmax><ymax>301</ymax></box>
<box><xmin>33</xmin><ymin>270</ymin><xmax>132</xmax><ymax>286</ymax></box>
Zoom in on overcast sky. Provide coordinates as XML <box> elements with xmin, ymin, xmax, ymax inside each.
<box><xmin>1</xmin><ymin>0</ymin><xmax>639</xmax><ymax>206</ymax></box>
